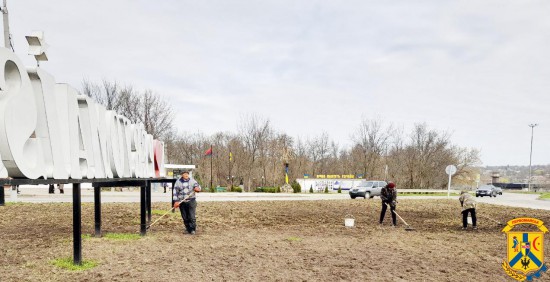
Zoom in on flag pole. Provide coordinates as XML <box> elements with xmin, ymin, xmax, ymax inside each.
<box><xmin>210</xmin><ymin>145</ymin><xmax>213</xmax><ymax>191</ymax></box>
<box><xmin>228</xmin><ymin>147</ymin><xmax>231</xmax><ymax>189</ymax></box>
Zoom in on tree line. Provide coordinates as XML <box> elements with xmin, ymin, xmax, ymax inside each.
<box><xmin>82</xmin><ymin>80</ymin><xmax>480</xmax><ymax>190</ymax></box>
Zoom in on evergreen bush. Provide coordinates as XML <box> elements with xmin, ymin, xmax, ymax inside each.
<box><xmin>291</xmin><ymin>180</ymin><xmax>301</xmax><ymax>193</ymax></box>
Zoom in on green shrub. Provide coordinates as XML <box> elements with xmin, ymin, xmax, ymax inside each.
<box><xmin>233</xmin><ymin>187</ymin><xmax>243</xmax><ymax>193</ymax></box>
<box><xmin>276</xmin><ymin>186</ymin><xmax>281</xmax><ymax>193</ymax></box>
<box><xmin>291</xmin><ymin>180</ymin><xmax>302</xmax><ymax>193</ymax></box>
<box><xmin>255</xmin><ymin>187</ymin><xmax>278</xmax><ymax>193</ymax></box>
<box><xmin>309</xmin><ymin>186</ymin><xmax>313</xmax><ymax>193</ymax></box>
<box><xmin>337</xmin><ymin>187</ymin><xmax>342</xmax><ymax>193</ymax></box>
<box><xmin>209</xmin><ymin>186</ymin><xmax>216</xmax><ymax>193</ymax></box>
<box><xmin>324</xmin><ymin>186</ymin><xmax>329</xmax><ymax>193</ymax></box>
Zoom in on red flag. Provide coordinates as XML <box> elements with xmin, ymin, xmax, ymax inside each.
<box><xmin>204</xmin><ymin>147</ymin><xmax>212</xmax><ymax>156</ymax></box>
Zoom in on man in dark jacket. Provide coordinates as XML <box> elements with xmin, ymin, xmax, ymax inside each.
<box><xmin>379</xmin><ymin>182</ymin><xmax>397</xmax><ymax>226</ymax></box>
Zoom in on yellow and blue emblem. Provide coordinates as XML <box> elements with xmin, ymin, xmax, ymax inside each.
<box><xmin>502</xmin><ymin>218</ymin><xmax>548</xmax><ymax>281</ymax></box>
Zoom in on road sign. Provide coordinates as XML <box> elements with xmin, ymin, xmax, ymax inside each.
<box><xmin>445</xmin><ymin>165</ymin><xmax>457</xmax><ymax>198</ymax></box>
<box><xmin>445</xmin><ymin>165</ymin><xmax>457</xmax><ymax>175</ymax></box>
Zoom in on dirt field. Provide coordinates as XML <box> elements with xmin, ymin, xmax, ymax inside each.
<box><xmin>0</xmin><ymin>199</ymin><xmax>548</xmax><ymax>281</ymax></box>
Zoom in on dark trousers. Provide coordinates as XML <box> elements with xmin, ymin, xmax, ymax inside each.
<box><xmin>380</xmin><ymin>202</ymin><xmax>397</xmax><ymax>225</ymax></box>
<box><xmin>179</xmin><ymin>200</ymin><xmax>197</xmax><ymax>233</ymax></box>
<box><xmin>462</xmin><ymin>208</ymin><xmax>477</xmax><ymax>228</ymax></box>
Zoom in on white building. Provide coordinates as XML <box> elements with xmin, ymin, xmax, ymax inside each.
<box><xmin>297</xmin><ymin>177</ymin><xmax>365</xmax><ymax>193</ymax></box>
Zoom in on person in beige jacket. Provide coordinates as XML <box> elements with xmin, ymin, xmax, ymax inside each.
<box><xmin>459</xmin><ymin>191</ymin><xmax>477</xmax><ymax>230</ymax></box>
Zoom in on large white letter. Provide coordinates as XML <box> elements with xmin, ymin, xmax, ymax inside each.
<box><xmin>0</xmin><ymin>48</ymin><xmax>45</xmax><ymax>179</ymax></box>
<box><xmin>153</xmin><ymin>140</ymin><xmax>165</xmax><ymax>177</ymax></box>
<box><xmin>55</xmin><ymin>84</ymin><xmax>78</xmax><ymax>178</ymax></box>
<box><xmin>96</xmin><ymin>104</ymin><xmax>111</xmax><ymax>178</ymax></box>
<box><xmin>28</xmin><ymin>68</ymin><xmax>69</xmax><ymax>179</ymax></box>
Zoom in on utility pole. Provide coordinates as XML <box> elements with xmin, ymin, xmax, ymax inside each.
<box><xmin>1</xmin><ymin>0</ymin><xmax>12</xmax><ymax>50</ymax></box>
<box><xmin>528</xmin><ymin>124</ymin><xmax>538</xmax><ymax>191</ymax></box>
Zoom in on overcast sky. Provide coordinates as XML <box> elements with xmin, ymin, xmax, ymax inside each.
<box><xmin>8</xmin><ymin>1</ymin><xmax>550</xmax><ymax>166</ymax></box>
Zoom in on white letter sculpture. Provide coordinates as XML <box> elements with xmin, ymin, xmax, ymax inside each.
<box><xmin>0</xmin><ymin>46</ymin><xmax>165</xmax><ymax>180</ymax></box>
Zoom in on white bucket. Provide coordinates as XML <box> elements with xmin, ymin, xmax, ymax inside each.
<box><xmin>344</xmin><ymin>214</ymin><xmax>355</xmax><ymax>228</ymax></box>
<box><xmin>467</xmin><ymin>216</ymin><xmax>473</xmax><ymax>225</ymax></box>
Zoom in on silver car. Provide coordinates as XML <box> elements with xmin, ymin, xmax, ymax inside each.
<box><xmin>349</xmin><ymin>180</ymin><xmax>387</xmax><ymax>199</ymax></box>
<box><xmin>476</xmin><ymin>185</ymin><xmax>497</xmax><ymax>197</ymax></box>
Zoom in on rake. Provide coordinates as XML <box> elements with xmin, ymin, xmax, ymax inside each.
<box><xmin>147</xmin><ymin>191</ymin><xmax>195</xmax><ymax>230</ymax></box>
<box><xmin>385</xmin><ymin>203</ymin><xmax>415</xmax><ymax>231</ymax></box>
<box><xmin>393</xmin><ymin>210</ymin><xmax>415</xmax><ymax>231</ymax></box>
<box><xmin>147</xmin><ymin>207</ymin><xmax>175</xmax><ymax>230</ymax></box>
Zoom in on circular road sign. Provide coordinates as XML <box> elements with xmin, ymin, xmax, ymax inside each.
<box><xmin>445</xmin><ymin>165</ymin><xmax>457</xmax><ymax>175</ymax></box>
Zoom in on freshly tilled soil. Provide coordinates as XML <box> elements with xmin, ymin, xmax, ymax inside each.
<box><xmin>0</xmin><ymin>199</ymin><xmax>548</xmax><ymax>281</ymax></box>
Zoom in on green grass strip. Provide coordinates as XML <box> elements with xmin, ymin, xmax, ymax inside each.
<box><xmin>539</xmin><ymin>193</ymin><xmax>550</xmax><ymax>200</ymax></box>
<box><xmin>51</xmin><ymin>257</ymin><xmax>98</xmax><ymax>271</ymax></box>
<box><xmin>103</xmin><ymin>233</ymin><xmax>141</xmax><ymax>240</ymax></box>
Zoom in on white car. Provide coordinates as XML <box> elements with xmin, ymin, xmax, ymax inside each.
<box><xmin>349</xmin><ymin>180</ymin><xmax>387</xmax><ymax>199</ymax></box>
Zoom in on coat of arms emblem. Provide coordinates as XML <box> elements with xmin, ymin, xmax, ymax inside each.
<box><xmin>502</xmin><ymin>218</ymin><xmax>548</xmax><ymax>281</ymax></box>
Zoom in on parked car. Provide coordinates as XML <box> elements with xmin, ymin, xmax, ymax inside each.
<box><xmin>493</xmin><ymin>186</ymin><xmax>503</xmax><ymax>195</ymax></box>
<box><xmin>476</xmin><ymin>185</ymin><xmax>497</xmax><ymax>197</ymax></box>
<box><xmin>349</xmin><ymin>180</ymin><xmax>387</xmax><ymax>199</ymax></box>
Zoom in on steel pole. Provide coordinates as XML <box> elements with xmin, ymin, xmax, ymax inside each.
<box><xmin>210</xmin><ymin>145</ymin><xmax>213</xmax><ymax>191</ymax></box>
<box><xmin>94</xmin><ymin>186</ymin><xmax>101</xmax><ymax>237</ymax></box>
<box><xmin>171</xmin><ymin>181</ymin><xmax>175</xmax><ymax>213</ymax></box>
<box><xmin>528</xmin><ymin>124</ymin><xmax>538</xmax><ymax>191</ymax></box>
<box><xmin>2</xmin><ymin>0</ymin><xmax>10</xmax><ymax>49</ymax></box>
<box><xmin>140</xmin><ymin>184</ymin><xmax>146</xmax><ymax>236</ymax></box>
<box><xmin>146</xmin><ymin>181</ymin><xmax>152</xmax><ymax>224</ymax></box>
<box><xmin>0</xmin><ymin>185</ymin><xmax>5</xmax><ymax>206</ymax></box>
<box><xmin>73</xmin><ymin>183</ymin><xmax>82</xmax><ymax>265</ymax></box>
<box><xmin>447</xmin><ymin>173</ymin><xmax>452</xmax><ymax>199</ymax></box>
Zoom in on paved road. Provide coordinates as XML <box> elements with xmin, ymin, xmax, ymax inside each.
<box><xmin>473</xmin><ymin>192</ymin><xmax>549</xmax><ymax>210</ymax></box>
<box><xmin>3</xmin><ymin>187</ymin><xmax>549</xmax><ymax>210</ymax></box>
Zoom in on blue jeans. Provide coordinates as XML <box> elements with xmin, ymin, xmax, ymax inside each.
<box><xmin>179</xmin><ymin>199</ymin><xmax>197</xmax><ymax>233</ymax></box>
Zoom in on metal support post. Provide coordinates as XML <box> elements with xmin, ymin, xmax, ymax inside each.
<box><xmin>94</xmin><ymin>186</ymin><xmax>101</xmax><ymax>237</ymax></box>
<box><xmin>0</xmin><ymin>185</ymin><xmax>5</xmax><ymax>206</ymax></box>
<box><xmin>171</xmin><ymin>181</ymin><xmax>175</xmax><ymax>213</ymax></box>
<box><xmin>73</xmin><ymin>183</ymin><xmax>82</xmax><ymax>265</ymax></box>
<box><xmin>140</xmin><ymin>184</ymin><xmax>146</xmax><ymax>236</ymax></box>
<box><xmin>146</xmin><ymin>181</ymin><xmax>152</xmax><ymax>224</ymax></box>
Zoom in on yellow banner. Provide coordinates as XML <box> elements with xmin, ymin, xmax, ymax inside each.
<box><xmin>502</xmin><ymin>218</ymin><xmax>548</xmax><ymax>233</ymax></box>
<box><xmin>315</xmin><ymin>174</ymin><xmax>356</xmax><ymax>179</ymax></box>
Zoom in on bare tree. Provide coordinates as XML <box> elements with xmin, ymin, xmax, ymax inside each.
<box><xmin>238</xmin><ymin>114</ymin><xmax>272</xmax><ymax>191</ymax></box>
<box><xmin>352</xmin><ymin>118</ymin><xmax>392</xmax><ymax>179</ymax></box>
<box><xmin>81</xmin><ymin>79</ymin><xmax>174</xmax><ymax>141</ymax></box>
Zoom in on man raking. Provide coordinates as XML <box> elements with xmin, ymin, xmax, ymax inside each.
<box><xmin>173</xmin><ymin>170</ymin><xmax>201</xmax><ymax>235</ymax></box>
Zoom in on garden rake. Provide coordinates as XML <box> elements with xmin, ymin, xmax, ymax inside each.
<box><xmin>386</xmin><ymin>203</ymin><xmax>415</xmax><ymax>231</ymax></box>
<box><xmin>147</xmin><ymin>207</ymin><xmax>175</xmax><ymax>230</ymax></box>
<box><xmin>393</xmin><ymin>210</ymin><xmax>415</xmax><ymax>231</ymax></box>
<box><xmin>146</xmin><ymin>191</ymin><xmax>195</xmax><ymax>230</ymax></box>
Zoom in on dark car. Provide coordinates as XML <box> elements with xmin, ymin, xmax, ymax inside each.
<box><xmin>476</xmin><ymin>185</ymin><xmax>497</xmax><ymax>197</ymax></box>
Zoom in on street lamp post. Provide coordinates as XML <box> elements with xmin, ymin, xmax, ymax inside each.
<box><xmin>528</xmin><ymin>124</ymin><xmax>538</xmax><ymax>191</ymax></box>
